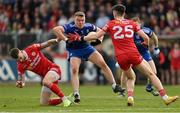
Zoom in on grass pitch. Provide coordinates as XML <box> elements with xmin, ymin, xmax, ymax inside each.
<box><xmin>0</xmin><ymin>83</ymin><xmax>179</xmax><ymax>113</ymax></box>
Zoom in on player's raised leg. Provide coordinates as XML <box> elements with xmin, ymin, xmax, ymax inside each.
<box><xmin>70</xmin><ymin>57</ymin><xmax>81</xmax><ymax>103</ymax></box>
<box><xmin>43</xmin><ymin>71</ymin><xmax>72</xmax><ymax>107</ymax></box>
<box><xmin>88</xmin><ymin>51</ymin><xmax>124</xmax><ymax>93</ymax></box>
<box><xmin>135</xmin><ymin>59</ymin><xmax>178</xmax><ymax>105</ymax></box>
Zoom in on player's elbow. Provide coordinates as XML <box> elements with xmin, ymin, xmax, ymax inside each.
<box><xmin>53</xmin><ymin>26</ymin><xmax>63</xmax><ymax>35</ymax></box>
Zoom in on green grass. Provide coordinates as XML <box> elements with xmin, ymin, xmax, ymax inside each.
<box><xmin>0</xmin><ymin>83</ymin><xmax>179</xmax><ymax>113</ymax></box>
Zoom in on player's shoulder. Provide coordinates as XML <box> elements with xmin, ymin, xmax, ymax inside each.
<box><xmin>64</xmin><ymin>22</ymin><xmax>75</xmax><ymax>28</ymax></box>
<box><xmin>142</xmin><ymin>27</ymin><xmax>153</xmax><ymax>33</ymax></box>
<box><xmin>110</xmin><ymin>19</ymin><xmax>133</xmax><ymax>25</ymax></box>
<box><xmin>25</xmin><ymin>44</ymin><xmax>40</xmax><ymax>50</ymax></box>
<box><xmin>84</xmin><ymin>23</ymin><xmax>95</xmax><ymax>27</ymax></box>
<box><xmin>142</xmin><ymin>26</ymin><xmax>152</xmax><ymax>31</ymax></box>
<box><xmin>107</xmin><ymin>20</ymin><xmax>116</xmax><ymax>24</ymax></box>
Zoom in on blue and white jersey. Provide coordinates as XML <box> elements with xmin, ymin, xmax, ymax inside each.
<box><xmin>63</xmin><ymin>22</ymin><xmax>97</xmax><ymax>50</ymax></box>
<box><xmin>134</xmin><ymin>27</ymin><xmax>153</xmax><ymax>54</ymax></box>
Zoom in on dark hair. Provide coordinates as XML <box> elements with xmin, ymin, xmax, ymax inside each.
<box><xmin>9</xmin><ymin>48</ymin><xmax>19</xmax><ymax>59</ymax></box>
<box><xmin>74</xmin><ymin>11</ymin><xmax>85</xmax><ymax>17</ymax></box>
<box><xmin>112</xmin><ymin>4</ymin><xmax>126</xmax><ymax>16</ymax></box>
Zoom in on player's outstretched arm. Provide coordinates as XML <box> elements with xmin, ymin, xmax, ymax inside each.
<box><xmin>40</xmin><ymin>39</ymin><xmax>60</xmax><ymax>49</ymax></box>
<box><xmin>89</xmin><ymin>28</ymin><xmax>104</xmax><ymax>46</ymax></box>
<box><xmin>151</xmin><ymin>32</ymin><xmax>160</xmax><ymax>55</ymax></box>
<box><xmin>96</xmin><ymin>27</ymin><xmax>104</xmax><ymax>42</ymax></box>
<box><xmin>151</xmin><ymin>32</ymin><xmax>159</xmax><ymax>48</ymax></box>
<box><xmin>84</xmin><ymin>29</ymin><xmax>105</xmax><ymax>41</ymax></box>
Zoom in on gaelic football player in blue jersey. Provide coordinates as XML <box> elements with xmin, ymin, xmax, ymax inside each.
<box><xmin>52</xmin><ymin>11</ymin><xmax>124</xmax><ymax>103</ymax></box>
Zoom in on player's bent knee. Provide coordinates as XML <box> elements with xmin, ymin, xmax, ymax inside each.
<box><xmin>42</xmin><ymin>79</ymin><xmax>51</xmax><ymax>86</ymax></box>
<box><xmin>43</xmin><ymin>82</ymin><xmax>51</xmax><ymax>87</ymax></box>
<box><xmin>127</xmin><ymin>75</ymin><xmax>135</xmax><ymax>80</ymax></box>
<box><xmin>71</xmin><ymin>68</ymin><xmax>79</xmax><ymax>75</ymax></box>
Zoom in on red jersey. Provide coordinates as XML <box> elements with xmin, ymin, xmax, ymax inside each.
<box><xmin>169</xmin><ymin>49</ymin><xmax>180</xmax><ymax>70</ymax></box>
<box><xmin>17</xmin><ymin>44</ymin><xmax>61</xmax><ymax>77</ymax></box>
<box><xmin>102</xmin><ymin>19</ymin><xmax>141</xmax><ymax>56</ymax></box>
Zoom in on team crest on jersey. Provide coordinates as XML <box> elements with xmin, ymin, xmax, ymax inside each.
<box><xmin>32</xmin><ymin>52</ymin><xmax>36</xmax><ymax>56</ymax></box>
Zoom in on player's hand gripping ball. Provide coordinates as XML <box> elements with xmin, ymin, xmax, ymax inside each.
<box><xmin>88</xmin><ymin>32</ymin><xmax>103</xmax><ymax>46</ymax></box>
<box><xmin>16</xmin><ymin>81</ymin><xmax>25</xmax><ymax>88</ymax></box>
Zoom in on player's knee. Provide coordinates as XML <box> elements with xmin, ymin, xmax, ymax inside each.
<box><xmin>127</xmin><ymin>75</ymin><xmax>135</xmax><ymax>80</ymax></box>
<box><xmin>71</xmin><ymin>67</ymin><xmax>79</xmax><ymax>75</ymax></box>
<box><xmin>42</xmin><ymin>79</ymin><xmax>51</xmax><ymax>86</ymax></box>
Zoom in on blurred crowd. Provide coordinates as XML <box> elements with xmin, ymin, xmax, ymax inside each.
<box><xmin>0</xmin><ymin>0</ymin><xmax>180</xmax><ymax>35</ymax></box>
<box><xmin>0</xmin><ymin>0</ymin><xmax>179</xmax><ymax>84</ymax></box>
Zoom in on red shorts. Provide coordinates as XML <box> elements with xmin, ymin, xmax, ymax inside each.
<box><xmin>116</xmin><ymin>52</ymin><xmax>143</xmax><ymax>71</ymax></box>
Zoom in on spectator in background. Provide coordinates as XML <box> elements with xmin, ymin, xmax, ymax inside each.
<box><xmin>58</xmin><ymin>14</ymin><xmax>68</xmax><ymax>26</ymax></box>
<box><xmin>95</xmin><ymin>11</ymin><xmax>110</xmax><ymax>28</ymax></box>
<box><xmin>47</xmin><ymin>16</ymin><xmax>57</xmax><ymax>31</ymax></box>
<box><xmin>23</xmin><ymin>14</ymin><xmax>32</xmax><ymax>32</ymax></box>
<box><xmin>0</xmin><ymin>0</ymin><xmax>180</xmax><ymax>36</ymax></box>
<box><xmin>0</xmin><ymin>3</ymin><xmax>9</xmax><ymax>32</ymax></box>
<box><xmin>39</xmin><ymin>1</ymin><xmax>51</xmax><ymax>31</ymax></box>
<box><xmin>160</xmin><ymin>42</ymin><xmax>171</xmax><ymax>84</ymax></box>
<box><xmin>169</xmin><ymin>43</ymin><xmax>180</xmax><ymax>85</ymax></box>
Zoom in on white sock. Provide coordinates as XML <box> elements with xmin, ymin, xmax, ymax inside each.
<box><xmin>74</xmin><ymin>91</ymin><xmax>79</xmax><ymax>96</ymax></box>
<box><xmin>162</xmin><ymin>95</ymin><xmax>168</xmax><ymax>100</ymax></box>
<box><xmin>112</xmin><ymin>83</ymin><xmax>117</xmax><ymax>89</ymax></box>
<box><xmin>128</xmin><ymin>96</ymin><xmax>134</xmax><ymax>99</ymax></box>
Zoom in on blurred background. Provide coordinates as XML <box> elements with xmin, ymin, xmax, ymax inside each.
<box><xmin>0</xmin><ymin>0</ymin><xmax>179</xmax><ymax>85</ymax></box>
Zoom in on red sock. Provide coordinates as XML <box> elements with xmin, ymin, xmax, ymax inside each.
<box><xmin>159</xmin><ymin>89</ymin><xmax>166</xmax><ymax>96</ymax></box>
<box><xmin>127</xmin><ymin>91</ymin><xmax>133</xmax><ymax>97</ymax></box>
<box><xmin>48</xmin><ymin>83</ymin><xmax>64</xmax><ymax>98</ymax></box>
<box><xmin>49</xmin><ymin>98</ymin><xmax>62</xmax><ymax>106</ymax></box>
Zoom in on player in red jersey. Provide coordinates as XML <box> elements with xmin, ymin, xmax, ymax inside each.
<box><xmin>9</xmin><ymin>39</ymin><xmax>72</xmax><ymax>107</ymax></box>
<box><xmin>69</xmin><ymin>4</ymin><xmax>178</xmax><ymax>106</ymax></box>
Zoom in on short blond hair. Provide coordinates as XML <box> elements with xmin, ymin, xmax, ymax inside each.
<box><xmin>74</xmin><ymin>11</ymin><xmax>85</xmax><ymax>17</ymax></box>
<box><xmin>131</xmin><ymin>17</ymin><xmax>141</xmax><ymax>23</ymax></box>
